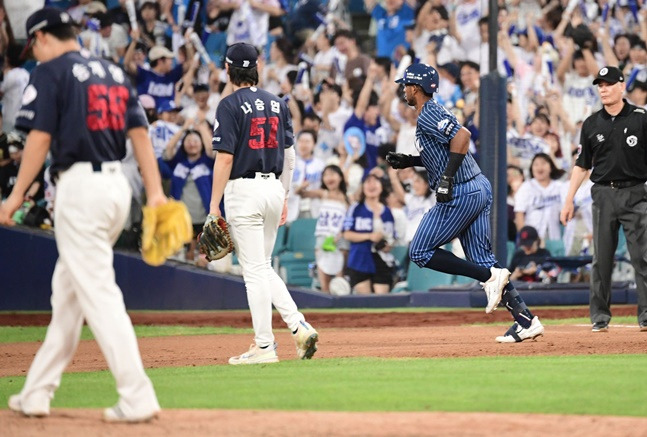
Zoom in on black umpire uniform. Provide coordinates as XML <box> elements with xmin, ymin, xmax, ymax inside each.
<box><xmin>577</xmin><ymin>67</ymin><xmax>647</xmax><ymax>329</ymax></box>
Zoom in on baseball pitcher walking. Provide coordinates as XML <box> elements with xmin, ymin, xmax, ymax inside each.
<box><xmin>0</xmin><ymin>8</ymin><xmax>165</xmax><ymax>422</ymax></box>
<box><xmin>387</xmin><ymin>63</ymin><xmax>544</xmax><ymax>342</ymax></box>
<box><xmin>208</xmin><ymin>43</ymin><xmax>319</xmax><ymax>364</ymax></box>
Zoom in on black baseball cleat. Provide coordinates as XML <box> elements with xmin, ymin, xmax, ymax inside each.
<box><xmin>592</xmin><ymin>321</ymin><xmax>609</xmax><ymax>332</ymax></box>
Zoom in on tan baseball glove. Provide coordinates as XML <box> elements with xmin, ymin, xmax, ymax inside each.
<box><xmin>141</xmin><ymin>199</ymin><xmax>193</xmax><ymax>266</ymax></box>
<box><xmin>197</xmin><ymin>214</ymin><xmax>234</xmax><ymax>261</ymax></box>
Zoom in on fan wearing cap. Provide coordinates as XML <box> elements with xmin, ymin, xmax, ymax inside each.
<box><xmin>207</xmin><ymin>42</ymin><xmax>319</xmax><ymax>365</ymax></box>
<box><xmin>509</xmin><ymin>226</ymin><xmax>553</xmax><ymax>283</ymax></box>
<box><xmin>561</xmin><ymin>66</ymin><xmax>647</xmax><ymax>333</ymax></box>
<box><xmin>0</xmin><ymin>7</ymin><xmax>166</xmax><ymax>422</ymax></box>
<box><xmin>123</xmin><ymin>27</ymin><xmax>194</xmax><ymax>109</ymax></box>
<box><xmin>385</xmin><ymin>63</ymin><xmax>544</xmax><ymax>343</ymax></box>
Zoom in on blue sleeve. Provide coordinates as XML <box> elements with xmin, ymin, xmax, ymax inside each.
<box><xmin>372</xmin><ymin>5</ymin><xmax>384</xmax><ymax>20</ymax></box>
<box><xmin>170</xmin><ymin>64</ymin><xmax>184</xmax><ymax>82</ymax></box>
<box><xmin>15</xmin><ymin>65</ymin><xmax>58</xmax><ymax>134</ymax></box>
<box><xmin>419</xmin><ymin>104</ymin><xmax>461</xmax><ymax>145</ymax></box>
<box><xmin>282</xmin><ymin>99</ymin><xmax>294</xmax><ymax>148</ymax></box>
<box><xmin>212</xmin><ymin>98</ymin><xmax>241</xmax><ymax>154</ymax></box>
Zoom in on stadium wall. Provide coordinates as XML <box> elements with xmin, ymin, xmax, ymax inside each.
<box><xmin>0</xmin><ymin>227</ymin><xmax>636</xmax><ymax>310</ymax></box>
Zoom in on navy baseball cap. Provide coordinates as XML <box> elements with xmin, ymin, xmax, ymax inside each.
<box><xmin>593</xmin><ymin>66</ymin><xmax>625</xmax><ymax>85</ymax></box>
<box><xmin>22</xmin><ymin>7</ymin><xmax>77</xmax><ymax>58</ymax></box>
<box><xmin>518</xmin><ymin>226</ymin><xmax>539</xmax><ymax>247</ymax></box>
<box><xmin>395</xmin><ymin>63</ymin><xmax>439</xmax><ymax>94</ymax></box>
<box><xmin>225</xmin><ymin>43</ymin><xmax>258</xmax><ymax>69</ymax></box>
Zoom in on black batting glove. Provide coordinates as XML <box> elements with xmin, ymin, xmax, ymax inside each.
<box><xmin>386</xmin><ymin>152</ymin><xmax>414</xmax><ymax>169</ymax></box>
<box><xmin>436</xmin><ymin>175</ymin><xmax>453</xmax><ymax>203</ymax></box>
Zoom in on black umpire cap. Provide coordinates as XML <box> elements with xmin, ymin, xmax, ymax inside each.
<box><xmin>22</xmin><ymin>7</ymin><xmax>77</xmax><ymax>58</ymax></box>
<box><xmin>225</xmin><ymin>43</ymin><xmax>258</xmax><ymax>69</ymax></box>
<box><xmin>592</xmin><ymin>66</ymin><xmax>625</xmax><ymax>85</ymax></box>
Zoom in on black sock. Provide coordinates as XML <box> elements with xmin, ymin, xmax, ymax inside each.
<box><xmin>424</xmin><ymin>248</ymin><xmax>491</xmax><ymax>282</ymax></box>
<box><xmin>500</xmin><ymin>283</ymin><xmax>534</xmax><ymax>329</ymax></box>
<box><xmin>260</xmin><ymin>344</ymin><xmax>269</xmax><ymax>349</ymax></box>
<box><xmin>292</xmin><ymin>328</ymin><xmax>298</xmax><ymax>334</ymax></box>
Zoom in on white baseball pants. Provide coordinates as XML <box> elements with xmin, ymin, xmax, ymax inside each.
<box><xmin>224</xmin><ymin>175</ymin><xmax>305</xmax><ymax>347</ymax></box>
<box><xmin>17</xmin><ymin>162</ymin><xmax>159</xmax><ymax>417</ymax></box>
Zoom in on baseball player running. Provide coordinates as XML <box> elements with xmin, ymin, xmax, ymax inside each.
<box><xmin>209</xmin><ymin>43</ymin><xmax>318</xmax><ymax>364</ymax></box>
<box><xmin>387</xmin><ymin>63</ymin><xmax>544</xmax><ymax>343</ymax></box>
<box><xmin>0</xmin><ymin>8</ymin><xmax>164</xmax><ymax>421</ymax></box>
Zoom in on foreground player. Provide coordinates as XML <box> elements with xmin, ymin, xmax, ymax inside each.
<box><xmin>387</xmin><ymin>63</ymin><xmax>544</xmax><ymax>343</ymax></box>
<box><xmin>208</xmin><ymin>43</ymin><xmax>318</xmax><ymax>364</ymax></box>
<box><xmin>0</xmin><ymin>8</ymin><xmax>164</xmax><ymax>421</ymax></box>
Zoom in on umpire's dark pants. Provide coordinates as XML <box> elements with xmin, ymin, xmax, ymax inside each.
<box><xmin>590</xmin><ymin>182</ymin><xmax>647</xmax><ymax>325</ymax></box>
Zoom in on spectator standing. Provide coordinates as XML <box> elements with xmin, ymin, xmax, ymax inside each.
<box><xmin>365</xmin><ymin>0</ymin><xmax>414</xmax><ymax>62</ymax></box>
<box><xmin>342</xmin><ymin>173</ymin><xmax>396</xmax><ymax>294</ymax></box>
<box><xmin>287</xmin><ymin>129</ymin><xmax>325</xmax><ymax>222</ymax></box>
<box><xmin>561</xmin><ymin>66</ymin><xmax>647</xmax><ymax>333</ymax></box>
<box><xmin>124</xmin><ymin>28</ymin><xmax>193</xmax><ymax>108</ymax></box>
<box><xmin>514</xmin><ymin>152</ymin><xmax>565</xmax><ymax>242</ymax></box>
<box><xmin>150</xmin><ymin>101</ymin><xmax>182</xmax><ymax>159</ymax></box>
<box><xmin>344</xmin><ymin>66</ymin><xmax>382</xmax><ymax>173</ymax></box>
<box><xmin>333</xmin><ymin>30</ymin><xmax>371</xmax><ymax>81</ymax></box>
<box><xmin>452</xmin><ymin>0</ymin><xmax>482</xmax><ymax>63</ymax></box>
<box><xmin>1</xmin><ymin>44</ymin><xmax>30</xmax><ymax>134</ymax></box>
<box><xmin>162</xmin><ymin>127</ymin><xmax>214</xmax><ymax>261</ymax></box>
<box><xmin>298</xmin><ymin>164</ymin><xmax>350</xmax><ymax>293</ymax></box>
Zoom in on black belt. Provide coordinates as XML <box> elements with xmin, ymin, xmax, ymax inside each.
<box><xmin>596</xmin><ymin>179</ymin><xmax>645</xmax><ymax>189</ymax></box>
<box><xmin>52</xmin><ymin>162</ymin><xmax>113</xmax><ymax>185</ymax></box>
<box><xmin>240</xmin><ymin>172</ymin><xmax>280</xmax><ymax>179</ymax></box>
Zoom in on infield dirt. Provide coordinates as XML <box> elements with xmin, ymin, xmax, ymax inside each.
<box><xmin>2</xmin><ymin>307</ymin><xmax>647</xmax><ymax>436</ymax></box>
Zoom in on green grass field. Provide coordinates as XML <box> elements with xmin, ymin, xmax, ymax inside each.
<box><xmin>1</xmin><ymin>355</ymin><xmax>646</xmax><ymax>416</ymax></box>
<box><xmin>2</xmin><ymin>319</ymin><xmax>647</xmax><ymax>417</ymax></box>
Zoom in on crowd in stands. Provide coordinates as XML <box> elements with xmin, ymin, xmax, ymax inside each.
<box><xmin>1</xmin><ymin>0</ymin><xmax>642</xmax><ymax>293</ymax></box>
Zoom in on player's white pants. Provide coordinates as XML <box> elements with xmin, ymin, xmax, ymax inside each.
<box><xmin>17</xmin><ymin>162</ymin><xmax>159</xmax><ymax>417</ymax></box>
<box><xmin>225</xmin><ymin>175</ymin><xmax>305</xmax><ymax>347</ymax></box>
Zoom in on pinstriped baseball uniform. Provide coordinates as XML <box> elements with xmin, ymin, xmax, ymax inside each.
<box><xmin>408</xmin><ymin>99</ymin><xmax>498</xmax><ymax>268</ymax></box>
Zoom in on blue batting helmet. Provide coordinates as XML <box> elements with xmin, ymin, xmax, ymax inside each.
<box><xmin>395</xmin><ymin>63</ymin><xmax>439</xmax><ymax>94</ymax></box>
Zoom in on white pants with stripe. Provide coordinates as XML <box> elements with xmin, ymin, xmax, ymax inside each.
<box><xmin>17</xmin><ymin>162</ymin><xmax>159</xmax><ymax>417</ymax></box>
<box><xmin>224</xmin><ymin>175</ymin><xmax>305</xmax><ymax>347</ymax></box>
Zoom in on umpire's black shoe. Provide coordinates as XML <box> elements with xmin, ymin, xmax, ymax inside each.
<box><xmin>639</xmin><ymin>322</ymin><xmax>647</xmax><ymax>332</ymax></box>
<box><xmin>592</xmin><ymin>321</ymin><xmax>609</xmax><ymax>332</ymax></box>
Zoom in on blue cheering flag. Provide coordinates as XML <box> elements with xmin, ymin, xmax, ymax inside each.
<box><xmin>503</xmin><ymin>59</ymin><xmax>514</xmax><ymax>78</ymax></box>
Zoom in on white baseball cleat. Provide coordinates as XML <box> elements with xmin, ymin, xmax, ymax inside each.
<box><xmin>292</xmin><ymin>321</ymin><xmax>319</xmax><ymax>359</ymax></box>
<box><xmin>496</xmin><ymin>316</ymin><xmax>545</xmax><ymax>343</ymax></box>
<box><xmin>228</xmin><ymin>343</ymin><xmax>279</xmax><ymax>365</ymax></box>
<box><xmin>481</xmin><ymin>267</ymin><xmax>510</xmax><ymax>314</ymax></box>
<box><xmin>8</xmin><ymin>394</ymin><xmax>50</xmax><ymax>417</ymax></box>
<box><xmin>103</xmin><ymin>405</ymin><xmax>159</xmax><ymax>423</ymax></box>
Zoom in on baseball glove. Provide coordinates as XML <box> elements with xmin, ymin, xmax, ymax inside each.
<box><xmin>197</xmin><ymin>214</ymin><xmax>234</xmax><ymax>261</ymax></box>
<box><xmin>141</xmin><ymin>199</ymin><xmax>193</xmax><ymax>266</ymax></box>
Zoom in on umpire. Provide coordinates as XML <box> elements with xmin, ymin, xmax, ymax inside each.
<box><xmin>561</xmin><ymin>66</ymin><xmax>647</xmax><ymax>333</ymax></box>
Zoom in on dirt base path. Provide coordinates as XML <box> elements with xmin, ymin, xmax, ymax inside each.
<box><xmin>2</xmin><ymin>308</ymin><xmax>647</xmax><ymax>436</ymax></box>
<box><xmin>3</xmin><ymin>409</ymin><xmax>647</xmax><ymax>437</ymax></box>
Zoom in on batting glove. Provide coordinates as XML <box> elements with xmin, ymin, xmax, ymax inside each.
<box><xmin>386</xmin><ymin>152</ymin><xmax>414</xmax><ymax>169</ymax></box>
<box><xmin>436</xmin><ymin>175</ymin><xmax>454</xmax><ymax>203</ymax></box>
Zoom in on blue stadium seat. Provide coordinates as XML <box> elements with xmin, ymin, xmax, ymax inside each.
<box><xmin>403</xmin><ymin>260</ymin><xmax>454</xmax><ymax>292</ymax></box>
<box><xmin>545</xmin><ymin>239</ymin><xmax>565</xmax><ymax>257</ymax></box>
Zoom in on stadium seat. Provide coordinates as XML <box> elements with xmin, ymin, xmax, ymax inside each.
<box><xmin>506</xmin><ymin>241</ymin><xmax>516</xmax><ymax>268</ymax></box>
<box><xmin>278</xmin><ymin>218</ymin><xmax>317</xmax><ymax>264</ymax></box>
<box><xmin>545</xmin><ymin>239</ymin><xmax>565</xmax><ymax>257</ymax></box>
<box><xmin>390</xmin><ymin>245</ymin><xmax>409</xmax><ymax>268</ymax></box>
<box><xmin>400</xmin><ymin>260</ymin><xmax>454</xmax><ymax>292</ymax></box>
